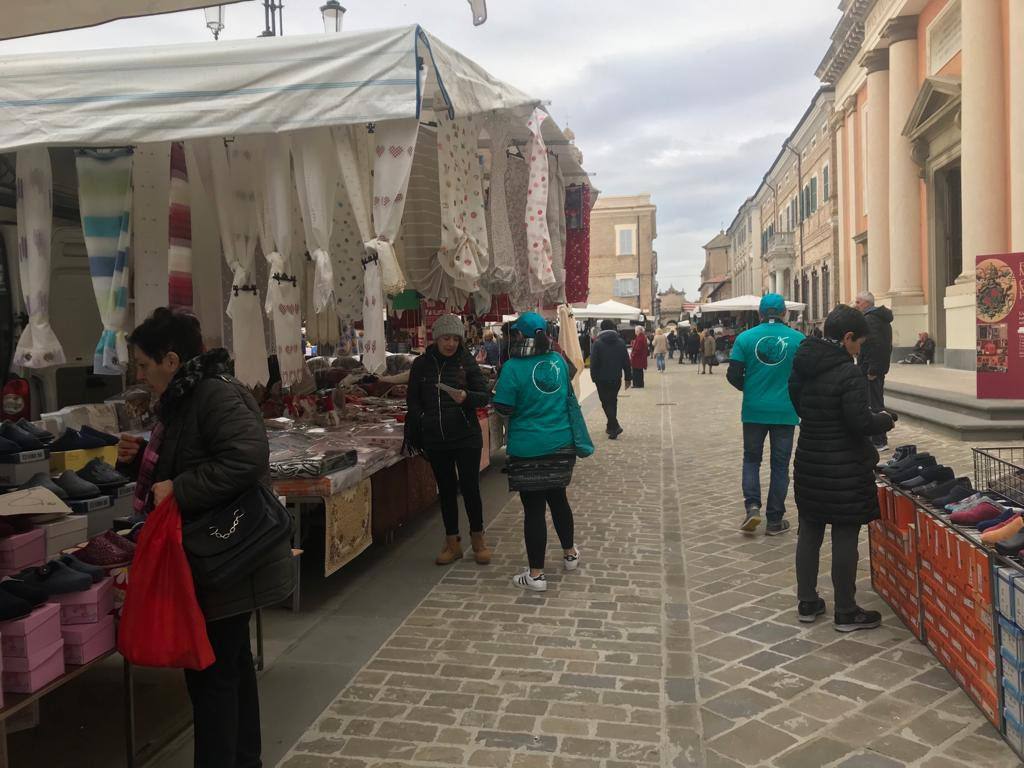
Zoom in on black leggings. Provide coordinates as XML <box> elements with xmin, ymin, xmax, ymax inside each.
<box><xmin>427</xmin><ymin>437</ymin><xmax>484</xmax><ymax>536</ymax></box>
<box><xmin>795</xmin><ymin>519</ymin><xmax>861</xmax><ymax>615</ymax></box>
<box><xmin>521</xmin><ymin>488</ymin><xmax>575</xmax><ymax>569</ymax></box>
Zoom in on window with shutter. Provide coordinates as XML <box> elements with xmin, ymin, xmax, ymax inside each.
<box><xmin>811</xmin><ymin>177</ymin><xmax>818</xmax><ymax>212</ymax></box>
<box><xmin>823</xmin><ymin>165</ymin><xmax>830</xmax><ymax>200</ymax></box>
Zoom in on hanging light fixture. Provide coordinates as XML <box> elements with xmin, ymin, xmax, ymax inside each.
<box><xmin>320</xmin><ymin>1</ymin><xmax>345</xmax><ymax>33</ymax></box>
<box><xmin>204</xmin><ymin>6</ymin><xmax>226</xmax><ymax>40</ymax></box>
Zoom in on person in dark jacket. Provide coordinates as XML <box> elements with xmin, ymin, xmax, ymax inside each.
<box><xmin>901</xmin><ymin>331</ymin><xmax>935</xmax><ymax>364</ymax></box>
<box><xmin>118</xmin><ymin>308</ymin><xmax>294</xmax><ymax>768</ymax></box>
<box><xmin>788</xmin><ymin>305</ymin><xmax>896</xmax><ymax>632</ymax></box>
<box><xmin>483</xmin><ymin>330</ymin><xmax>500</xmax><ymax>366</ymax></box>
<box><xmin>589</xmin><ymin>319</ymin><xmax>631</xmax><ymax>439</ymax></box>
<box><xmin>854</xmin><ymin>291</ymin><xmax>894</xmax><ymax>450</ymax></box>
<box><xmin>406</xmin><ymin>315</ymin><xmax>492</xmax><ymax>566</ymax></box>
<box><xmin>685</xmin><ymin>329</ymin><xmax>700</xmax><ymax>364</ymax></box>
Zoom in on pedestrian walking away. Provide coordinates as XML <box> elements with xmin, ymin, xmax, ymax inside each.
<box><xmin>120</xmin><ymin>308</ymin><xmax>295</xmax><ymax>768</ymax></box>
<box><xmin>667</xmin><ymin>328</ymin><xmax>677</xmax><ymax>360</ymax></box>
<box><xmin>727</xmin><ymin>293</ymin><xmax>805</xmax><ymax>536</ymax></box>
<box><xmin>652</xmin><ymin>327</ymin><xmax>668</xmax><ymax>372</ymax></box>
<box><xmin>700</xmin><ymin>329</ymin><xmax>718</xmax><ymax>374</ymax></box>
<box><xmin>854</xmin><ymin>291</ymin><xmax>894</xmax><ymax>451</ymax></box>
<box><xmin>630</xmin><ymin>326</ymin><xmax>649</xmax><ymax>388</ymax></box>
<box><xmin>589</xmin><ymin>319</ymin><xmax>632</xmax><ymax>439</ymax></box>
<box><xmin>405</xmin><ymin>314</ymin><xmax>493</xmax><ymax>566</ymax></box>
<box><xmin>493</xmin><ymin>312</ymin><xmax>583</xmax><ymax>593</ymax></box>
<box><xmin>789</xmin><ymin>305</ymin><xmax>896</xmax><ymax>632</ymax></box>
<box><xmin>686</xmin><ymin>329</ymin><xmax>700</xmax><ymax>364</ymax></box>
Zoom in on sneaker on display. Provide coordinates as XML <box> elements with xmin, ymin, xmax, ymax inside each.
<box><xmin>765</xmin><ymin>519</ymin><xmax>791</xmax><ymax>537</ymax></box>
<box><xmin>798</xmin><ymin>598</ymin><xmax>826</xmax><ymax>623</ymax></box>
<box><xmin>563</xmin><ymin>548</ymin><xmax>581</xmax><ymax>571</ymax></box>
<box><xmin>834</xmin><ymin>607</ymin><xmax>882</xmax><ymax>632</ymax></box>
<box><xmin>740</xmin><ymin>505</ymin><xmax>762</xmax><ymax>534</ymax></box>
<box><xmin>512</xmin><ymin>571</ymin><xmax>547</xmax><ymax>592</ymax></box>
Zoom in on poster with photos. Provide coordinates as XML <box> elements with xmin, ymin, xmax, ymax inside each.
<box><xmin>976</xmin><ymin>253</ymin><xmax>1024</xmax><ymax>398</ymax></box>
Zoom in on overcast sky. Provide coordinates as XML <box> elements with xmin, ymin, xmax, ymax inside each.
<box><xmin>0</xmin><ymin>0</ymin><xmax>840</xmax><ymax>298</ymax></box>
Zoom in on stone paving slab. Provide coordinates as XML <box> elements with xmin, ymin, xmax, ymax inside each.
<box><xmin>277</xmin><ymin>364</ymin><xmax>1023</xmax><ymax>767</ymax></box>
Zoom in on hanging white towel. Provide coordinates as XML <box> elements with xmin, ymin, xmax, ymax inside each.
<box><xmin>483</xmin><ymin>112</ymin><xmax>516</xmax><ymax>290</ymax></box>
<box><xmin>524</xmin><ymin>108</ymin><xmax>556</xmax><ymax>294</ymax></box>
<box><xmin>292</xmin><ymin>127</ymin><xmax>339</xmax><ymax>314</ymax></box>
<box><xmin>436</xmin><ymin>113</ymin><xmax>489</xmax><ymax>294</ymax></box>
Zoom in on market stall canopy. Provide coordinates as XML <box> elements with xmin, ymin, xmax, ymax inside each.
<box><xmin>0</xmin><ymin>25</ymin><xmax>540</xmax><ymax>153</ymax></box>
<box><xmin>698</xmin><ymin>294</ymin><xmax>806</xmax><ymax>313</ymax></box>
<box><xmin>572</xmin><ymin>300</ymin><xmax>643</xmax><ymax>321</ymax></box>
<box><xmin>0</xmin><ymin>0</ymin><xmax>249</xmax><ymax>41</ymax></box>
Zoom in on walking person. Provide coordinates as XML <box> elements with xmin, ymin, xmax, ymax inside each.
<box><xmin>630</xmin><ymin>327</ymin><xmax>649</xmax><ymax>388</ymax></box>
<box><xmin>700</xmin><ymin>329</ymin><xmax>718</xmax><ymax>374</ymax></box>
<box><xmin>667</xmin><ymin>328</ymin><xmax>677</xmax><ymax>360</ymax></box>
<box><xmin>118</xmin><ymin>308</ymin><xmax>295</xmax><ymax>768</ymax></box>
<box><xmin>493</xmin><ymin>313</ymin><xmax>582</xmax><ymax>592</ymax></box>
<box><xmin>652</xmin><ymin>328</ymin><xmax>668</xmax><ymax>373</ymax></box>
<box><xmin>686</xmin><ymin>329</ymin><xmax>700</xmax><ymax>365</ymax></box>
<box><xmin>589</xmin><ymin>319</ymin><xmax>631</xmax><ymax>439</ymax></box>
<box><xmin>854</xmin><ymin>291</ymin><xmax>894</xmax><ymax>451</ymax></box>
<box><xmin>406</xmin><ymin>315</ymin><xmax>493</xmax><ymax>566</ymax></box>
<box><xmin>727</xmin><ymin>294</ymin><xmax>805</xmax><ymax>536</ymax></box>
<box><xmin>789</xmin><ymin>305</ymin><xmax>896</xmax><ymax>631</ymax></box>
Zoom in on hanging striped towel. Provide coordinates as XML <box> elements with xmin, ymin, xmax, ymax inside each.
<box><xmin>168</xmin><ymin>142</ymin><xmax>193</xmax><ymax>311</ymax></box>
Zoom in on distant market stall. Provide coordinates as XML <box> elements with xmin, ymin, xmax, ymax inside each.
<box><xmin>697</xmin><ymin>294</ymin><xmax>806</xmax><ymax>313</ymax></box>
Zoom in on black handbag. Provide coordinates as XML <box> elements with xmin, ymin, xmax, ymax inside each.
<box><xmin>182</xmin><ymin>484</ymin><xmax>292</xmax><ymax>589</ymax></box>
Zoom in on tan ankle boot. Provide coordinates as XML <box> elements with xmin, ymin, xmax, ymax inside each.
<box><xmin>435</xmin><ymin>535</ymin><xmax>463</xmax><ymax>565</ymax></box>
<box><xmin>470</xmin><ymin>531</ymin><xmax>492</xmax><ymax>565</ymax></box>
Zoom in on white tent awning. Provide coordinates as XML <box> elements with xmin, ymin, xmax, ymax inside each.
<box><xmin>0</xmin><ymin>25</ymin><xmax>537</xmax><ymax>153</ymax></box>
<box><xmin>572</xmin><ymin>300</ymin><xmax>643</xmax><ymax>321</ymax></box>
<box><xmin>0</xmin><ymin>1</ymin><xmax>249</xmax><ymax>41</ymax></box>
<box><xmin>698</xmin><ymin>295</ymin><xmax>806</xmax><ymax>313</ymax></box>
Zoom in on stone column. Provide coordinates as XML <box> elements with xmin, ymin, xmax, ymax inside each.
<box><xmin>1011</xmin><ymin>0</ymin><xmax>1024</xmax><ymax>251</ymax></box>
<box><xmin>833</xmin><ymin>112</ymin><xmax>848</xmax><ymax>303</ymax></box>
<box><xmin>844</xmin><ymin>97</ymin><xmax>859</xmax><ymax>301</ymax></box>
<box><xmin>960</xmin><ymin>0</ymin><xmax>1008</xmax><ymax>275</ymax></box>
<box><xmin>862</xmin><ymin>49</ymin><xmax>890</xmax><ymax>299</ymax></box>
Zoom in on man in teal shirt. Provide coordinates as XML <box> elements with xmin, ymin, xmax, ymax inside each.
<box><xmin>727</xmin><ymin>294</ymin><xmax>805</xmax><ymax>536</ymax></box>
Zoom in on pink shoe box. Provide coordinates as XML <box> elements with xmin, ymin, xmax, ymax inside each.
<box><xmin>0</xmin><ymin>603</ymin><xmax>60</xmax><ymax>659</ymax></box>
<box><xmin>61</xmin><ymin>614</ymin><xmax>114</xmax><ymax>665</ymax></box>
<box><xmin>0</xmin><ymin>529</ymin><xmax>45</xmax><ymax>571</ymax></box>
<box><xmin>51</xmin><ymin>577</ymin><xmax>114</xmax><ymax>625</ymax></box>
<box><xmin>2</xmin><ymin>636</ymin><xmax>64</xmax><ymax>694</ymax></box>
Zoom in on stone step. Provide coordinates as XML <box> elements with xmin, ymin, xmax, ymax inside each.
<box><xmin>886</xmin><ymin>394</ymin><xmax>1024</xmax><ymax>442</ymax></box>
<box><xmin>886</xmin><ymin>379</ymin><xmax>1024</xmax><ymax>422</ymax></box>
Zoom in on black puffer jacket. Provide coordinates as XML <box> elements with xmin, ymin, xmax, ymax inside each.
<box><xmin>589</xmin><ymin>330</ymin><xmax>631</xmax><ymax>385</ymax></box>
<box><xmin>152</xmin><ymin>350</ymin><xmax>295</xmax><ymax>621</ymax></box>
<box><xmin>789</xmin><ymin>338</ymin><xmax>895</xmax><ymax>525</ymax></box>
<box><xmin>406</xmin><ymin>345</ymin><xmax>491</xmax><ymax>449</ymax></box>
<box><xmin>858</xmin><ymin>305</ymin><xmax>894</xmax><ymax>377</ymax></box>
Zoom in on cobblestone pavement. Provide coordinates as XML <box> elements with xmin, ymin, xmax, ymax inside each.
<box><xmin>278</xmin><ymin>363</ymin><xmax>1023</xmax><ymax>768</ymax></box>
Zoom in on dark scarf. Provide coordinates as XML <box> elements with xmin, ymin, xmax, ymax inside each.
<box><xmin>157</xmin><ymin>348</ymin><xmax>233</xmax><ymax>419</ymax></box>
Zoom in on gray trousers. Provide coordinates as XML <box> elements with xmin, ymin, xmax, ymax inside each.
<box><xmin>795</xmin><ymin>519</ymin><xmax>861</xmax><ymax>615</ymax></box>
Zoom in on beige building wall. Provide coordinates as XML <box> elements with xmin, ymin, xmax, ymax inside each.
<box><xmin>588</xmin><ymin>194</ymin><xmax>658</xmax><ymax>314</ymax></box>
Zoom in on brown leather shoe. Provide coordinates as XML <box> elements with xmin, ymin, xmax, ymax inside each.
<box><xmin>435</xmin><ymin>535</ymin><xmax>463</xmax><ymax>565</ymax></box>
<box><xmin>470</xmin><ymin>531</ymin><xmax>492</xmax><ymax>565</ymax></box>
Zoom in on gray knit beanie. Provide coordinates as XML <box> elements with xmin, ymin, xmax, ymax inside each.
<box><xmin>432</xmin><ymin>314</ymin><xmax>465</xmax><ymax>340</ymax></box>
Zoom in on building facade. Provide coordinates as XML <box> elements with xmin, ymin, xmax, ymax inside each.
<box><xmin>727</xmin><ymin>198</ymin><xmax>762</xmax><ymax>298</ymax></box>
<box><xmin>657</xmin><ymin>285</ymin><xmax>690</xmax><ymax>320</ymax></box>
<box><xmin>699</xmin><ymin>231</ymin><xmax>732</xmax><ymax>302</ymax></box>
<box><xmin>819</xmin><ymin>0</ymin><xmax>1024</xmax><ymax>367</ymax></box>
<box><xmin>588</xmin><ymin>194</ymin><xmax>658</xmax><ymax>314</ymax></box>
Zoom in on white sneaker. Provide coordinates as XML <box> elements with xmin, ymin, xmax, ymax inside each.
<box><xmin>563</xmin><ymin>547</ymin><xmax>581</xmax><ymax>571</ymax></box>
<box><xmin>512</xmin><ymin>571</ymin><xmax>547</xmax><ymax>592</ymax></box>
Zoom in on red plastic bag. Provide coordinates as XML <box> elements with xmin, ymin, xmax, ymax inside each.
<box><xmin>117</xmin><ymin>496</ymin><xmax>215</xmax><ymax>670</ymax></box>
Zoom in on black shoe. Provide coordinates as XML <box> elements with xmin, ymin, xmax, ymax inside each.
<box><xmin>835</xmin><ymin>607</ymin><xmax>882</xmax><ymax>632</ymax></box>
<box><xmin>0</xmin><ymin>421</ymin><xmax>45</xmax><ymax>451</ymax></box>
<box><xmin>765</xmin><ymin>519</ymin><xmax>791</xmax><ymax>537</ymax></box>
<box><xmin>920</xmin><ymin>477</ymin><xmax>971</xmax><ymax>502</ymax></box>
<box><xmin>58</xmin><ymin>554</ymin><xmax>107</xmax><ymax>583</ymax></box>
<box><xmin>76</xmin><ymin>458</ymin><xmax>130</xmax><ymax>491</ymax></box>
<box><xmin>48</xmin><ymin>427</ymin><xmax>109</xmax><ymax>452</ymax></box>
<box><xmin>900</xmin><ymin>466</ymin><xmax>953</xmax><ymax>490</ymax></box>
<box><xmin>740</xmin><ymin>505</ymin><xmax>762</xmax><ymax>534</ymax></box>
<box><xmin>16</xmin><ymin>419</ymin><xmax>54</xmax><ymax>443</ymax></box>
<box><xmin>887</xmin><ymin>457</ymin><xmax>938</xmax><ymax>483</ymax></box>
<box><xmin>876</xmin><ymin>444</ymin><xmax>916</xmax><ymax>470</ymax></box>
<box><xmin>608</xmin><ymin>426</ymin><xmax>623</xmax><ymax>440</ymax></box>
<box><xmin>0</xmin><ymin>590</ymin><xmax>33</xmax><ymax>621</ymax></box>
<box><xmin>0</xmin><ymin>579</ymin><xmax>49</xmax><ymax>607</ymax></box>
<box><xmin>12</xmin><ymin>561</ymin><xmax>92</xmax><ymax>595</ymax></box>
<box><xmin>0</xmin><ymin>436</ymin><xmax>20</xmax><ymax>455</ymax></box>
<box><xmin>798</xmin><ymin>598</ymin><xmax>826</xmax><ymax>623</ymax></box>
<box><xmin>17</xmin><ymin>472</ymin><xmax>70</xmax><ymax>501</ymax></box>
<box><xmin>80</xmin><ymin>425</ymin><xmax>119</xmax><ymax>447</ymax></box>
<box><xmin>53</xmin><ymin>470</ymin><xmax>102</xmax><ymax>500</ymax></box>
<box><xmin>934</xmin><ymin>485</ymin><xmax>976</xmax><ymax>508</ymax></box>
<box><xmin>881</xmin><ymin>453</ymin><xmax>934</xmax><ymax>479</ymax></box>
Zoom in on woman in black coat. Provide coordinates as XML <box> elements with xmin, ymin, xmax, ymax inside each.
<box><xmin>788</xmin><ymin>305</ymin><xmax>895</xmax><ymax>633</ymax></box>
<box><xmin>406</xmin><ymin>315</ymin><xmax>492</xmax><ymax>565</ymax></box>
<box><xmin>118</xmin><ymin>308</ymin><xmax>294</xmax><ymax>768</ymax></box>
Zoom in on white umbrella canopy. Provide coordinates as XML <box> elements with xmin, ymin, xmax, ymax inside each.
<box><xmin>698</xmin><ymin>294</ymin><xmax>805</xmax><ymax>313</ymax></box>
<box><xmin>0</xmin><ymin>1</ymin><xmax>249</xmax><ymax>40</ymax></box>
<box><xmin>572</xmin><ymin>300</ymin><xmax>643</xmax><ymax>321</ymax></box>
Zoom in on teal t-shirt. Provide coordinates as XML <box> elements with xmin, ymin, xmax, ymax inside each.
<box><xmin>730</xmin><ymin>321</ymin><xmax>805</xmax><ymax>425</ymax></box>
<box><xmin>493</xmin><ymin>352</ymin><xmax>574</xmax><ymax>458</ymax></box>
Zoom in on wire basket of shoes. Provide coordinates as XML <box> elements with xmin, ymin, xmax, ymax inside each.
<box><xmin>973</xmin><ymin>447</ymin><xmax>1024</xmax><ymax>508</ymax></box>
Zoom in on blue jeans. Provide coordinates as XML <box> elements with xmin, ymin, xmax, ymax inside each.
<box><xmin>742</xmin><ymin>423</ymin><xmax>795</xmax><ymax>523</ymax></box>
<box><xmin>655</xmin><ymin>353</ymin><xmax>666</xmax><ymax>371</ymax></box>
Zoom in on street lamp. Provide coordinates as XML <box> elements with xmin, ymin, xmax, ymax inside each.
<box><xmin>320</xmin><ymin>1</ymin><xmax>345</xmax><ymax>33</ymax></box>
<box><xmin>204</xmin><ymin>5</ymin><xmax>225</xmax><ymax>40</ymax></box>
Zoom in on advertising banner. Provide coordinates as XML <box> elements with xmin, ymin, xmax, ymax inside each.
<box><xmin>976</xmin><ymin>252</ymin><xmax>1024</xmax><ymax>399</ymax></box>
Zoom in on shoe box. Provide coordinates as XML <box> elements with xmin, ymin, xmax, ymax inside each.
<box><xmin>0</xmin><ymin>603</ymin><xmax>65</xmax><ymax>696</ymax></box>
<box><xmin>995</xmin><ymin>568</ymin><xmax>1024</xmax><ymax>747</ymax></box>
<box><xmin>61</xmin><ymin>613</ymin><xmax>114</xmax><ymax>665</ymax></box>
<box><xmin>48</xmin><ymin>446</ymin><xmax>117</xmax><ymax>475</ymax></box>
<box><xmin>68</xmin><ymin>496</ymin><xmax>117</xmax><ymax>538</ymax></box>
<box><xmin>51</xmin><ymin>576</ymin><xmax>114</xmax><ymax>625</ymax></box>
<box><xmin>0</xmin><ymin>529</ymin><xmax>46</xmax><ymax>576</ymax></box>
<box><xmin>0</xmin><ymin>455</ymin><xmax>50</xmax><ymax>487</ymax></box>
<box><xmin>34</xmin><ymin>515</ymin><xmax>88</xmax><ymax>560</ymax></box>
<box><xmin>868</xmin><ymin>518</ymin><xmax>922</xmax><ymax>640</ymax></box>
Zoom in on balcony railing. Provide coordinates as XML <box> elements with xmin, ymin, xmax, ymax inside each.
<box><xmin>766</xmin><ymin>232</ymin><xmax>795</xmax><ymax>261</ymax></box>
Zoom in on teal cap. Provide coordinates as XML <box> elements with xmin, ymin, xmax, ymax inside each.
<box><xmin>511</xmin><ymin>312</ymin><xmax>548</xmax><ymax>337</ymax></box>
<box><xmin>760</xmin><ymin>293</ymin><xmax>786</xmax><ymax>318</ymax></box>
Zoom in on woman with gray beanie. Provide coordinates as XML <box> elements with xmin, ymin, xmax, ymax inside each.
<box><xmin>406</xmin><ymin>314</ymin><xmax>493</xmax><ymax>565</ymax></box>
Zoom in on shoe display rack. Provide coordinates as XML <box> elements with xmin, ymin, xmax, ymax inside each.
<box><xmin>870</xmin><ymin>446</ymin><xmax>1024</xmax><ymax>762</ymax></box>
